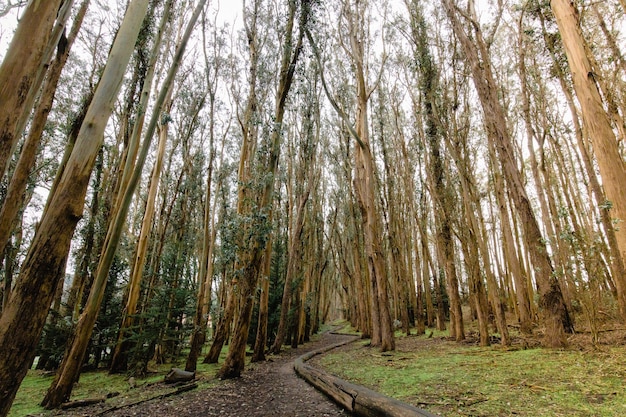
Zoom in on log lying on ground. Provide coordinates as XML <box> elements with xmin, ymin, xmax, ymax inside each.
<box><xmin>295</xmin><ymin>334</ymin><xmax>439</xmax><ymax>417</ymax></box>
<box><xmin>164</xmin><ymin>368</ymin><xmax>195</xmax><ymax>383</ymax></box>
<box><xmin>60</xmin><ymin>397</ymin><xmax>105</xmax><ymax>409</ymax></box>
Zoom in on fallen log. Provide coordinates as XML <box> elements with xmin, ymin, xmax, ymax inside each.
<box><xmin>294</xmin><ymin>334</ymin><xmax>439</xmax><ymax>417</ymax></box>
<box><xmin>59</xmin><ymin>397</ymin><xmax>105</xmax><ymax>409</ymax></box>
<box><xmin>93</xmin><ymin>382</ymin><xmax>198</xmax><ymax>416</ymax></box>
<box><xmin>164</xmin><ymin>367</ymin><xmax>195</xmax><ymax>383</ymax></box>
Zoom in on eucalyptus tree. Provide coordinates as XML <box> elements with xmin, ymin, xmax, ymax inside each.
<box><xmin>528</xmin><ymin>2</ymin><xmax>626</xmax><ymax>324</ymax></box>
<box><xmin>41</xmin><ymin>0</ymin><xmax>206</xmax><ymax>407</ymax></box>
<box><xmin>0</xmin><ymin>0</ymin><xmax>152</xmax><ymax>413</ymax></box>
<box><xmin>307</xmin><ymin>0</ymin><xmax>394</xmax><ymax>351</ymax></box>
<box><xmin>550</xmin><ymin>0</ymin><xmax>626</xmax><ymax>321</ymax></box>
<box><xmin>404</xmin><ymin>0</ymin><xmax>467</xmax><ymax>341</ymax></box>
<box><xmin>443</xmin><ymin>0</ymin><xmax>572</xmax><ymax>347</ymax></box>
<box><xmin>0</xmin><ymin>1</ymin><xmax>90</xmax><ymax>278</ymax></box>
<box><xmin>270</xmin><ymin>58</ymin><xmax>319</xmax><ymax>354</ymax></box>
<box><xmin>186</xmin><ymin>12</ymin><xmax>231</xmax><ymax>372</ymax></box>
<box><xmin>0</xmin><ymin>0</ymin><xmax>69</xmax><ymax>180</ymax></box>
<box><xmin>217</xmin><ymin>0</ymin><xmax>311</xmax><ymax>378</ymax></box>
<box><xmin>107</xmin><ymin>0</ymin><xmax>176</xmax><ymax>373</ymax></box>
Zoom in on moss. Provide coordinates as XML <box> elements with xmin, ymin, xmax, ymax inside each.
<box><xmin>316</xmin><ymin>333</ymin><xmax>626</xmax><ymax>417</ymax></box>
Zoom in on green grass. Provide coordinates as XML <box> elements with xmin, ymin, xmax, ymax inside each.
<box><xmin>8</xmin><ymin>347</ymin><xmax>231</xmax><ymax>417</ymax></box>
<box><xmin>315</xmin><ymin>333</ymin><xmax>626</xmax><ymax>417</ymax></box>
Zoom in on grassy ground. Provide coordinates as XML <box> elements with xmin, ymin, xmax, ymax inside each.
<box><xmin>313</xmin><ymin>325</ymin><xmax>626</xmax><ymax>417</ymax></box>
<box><xmin>8</xmin><ymin>351</ymin><xmax>228</xmax><ymax>417</ymax></box>
<box><xmin>8</xmin><ymin>330</ymin><xmax>322</xmax><ymax>417</ymax></box>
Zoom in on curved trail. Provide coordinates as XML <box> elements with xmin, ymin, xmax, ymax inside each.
<box><xmin>100</xmin><ymin>332</ymin><xmax>355</xmax><ymax>417</ymax></box>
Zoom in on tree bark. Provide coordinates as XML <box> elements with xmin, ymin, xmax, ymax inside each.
<box><xmin>218</xmin><ymin>0</ymin><xmax>309</xmax><ymax>378</ymax></box>
<box><xmin>0</xmin><ymin>1</ymin><xmax>151</xmax><ymax>414</ymax></box>
<box><xmin>550</xmin><ymin>0</ymin><xmax>626</xmax><ymax>320</ymax></box>
<box><xmin>0</xmin><ymin>0</ymin><xmax>89</xmax><ymax>262</ymax></box>
<box><xmin>444</xmin><ymin>0</ymin><xmax>572</xmax><ymax>347</ymax></box>
<box><xmin>0</xmin><ymin>0</ymin><xmax>66</xmax><ymax>180</ymax></box>
<box><xmin>41</xmin><ymin>0</ymin><xmax>204</xmax><ymax>407</ymax></box>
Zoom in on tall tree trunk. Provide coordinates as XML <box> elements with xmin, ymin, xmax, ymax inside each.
<box><xmin>270</xmin><ymin>186</ymin><xmax>310</xmax><ymax>353</ymax></box>
<box><xmin>41</xmin><ymin>1</ymin><xmax>204</xmax><ymax>407</ymax></box>
<box><xmin>444</xmin><ymin>0</ymin><xmax>572</xmax><ymax>347</ymax></box>
<box><xmin>0</xmin><ymin>0</ymin><xmax>89</xmax><ymax>261</ymax></box>
<box><xmin>550</xmin><ymin>0</ymin><xmax>626</xmax><ymax>320</ymax></box>
<box><xmin>110</xmin><ymin>94</ymin><xmax>172</xmax><ymax>373</ymax></box>
<box><xmin>251</xmin><ymin>235</ymin><xmax>273</xmax><ymax>362</ymax></box>
<box><xmin>407</xmin><ymin>0</ymin><xmax>464</xmax><ymax>341</ymax></box>
<box><xmin>218</xmin><ymin>0</ymin><xmax>309</xmax><ymax>378</ymax></box>
<box><xmin>0</xmin><ymin>2</ymin><xmax>151</xmax><ymax>414</ymax></box>
<box><xmin>0</xmin><ymin>0</ymin><xmax>66</xmax><ymax>180</ymax></box>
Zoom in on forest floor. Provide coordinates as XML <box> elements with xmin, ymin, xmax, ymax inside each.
<box><xmin>12</xmin><ymin>322</ymin><xmax>626</xmax><ymax>417</ymax></box>
<box><xmin>27</xmin><ymin>331</ymin><xmax>354</xmax><ymax>417</ymax></box>
<box><xmin>311</xmin><ymin>326</ymin><xmax>626</xmax><ymax>417</ymax></box>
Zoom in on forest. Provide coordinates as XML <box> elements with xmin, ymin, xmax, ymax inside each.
<box><xmin>0</xmin><ymin>0</ymin><xmax>625</xmax><ymax>415</ymax></box>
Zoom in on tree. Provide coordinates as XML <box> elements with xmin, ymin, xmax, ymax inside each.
<box><xmin>443</xmin><ymin>0</ymin><xmax>573</xmax><ymax>347</ymax></box>
<box><xmin>307</xmin><ymin>0</ymin><xmax>394</xmax><ymax>351</ymax></box>
<box><xmin>405</xmin><ymin>0</ymin><xmax>465</xmax><ymax>341</ymax></box>
<box><xmin>217</xmin><ymin>0</ymin><xmax>310</xmax><ymax>378</ymax></box>
<box><xmin>41</xmin><ymin>0</ymin><xmax>205</xmax><ymax>407</ymax></box>
<box><xmin>0</xmin><ymin>1</ymin><xmax>152</xmax><ymax>414</ymax></box>
<box><xmin>550</xmin><ymin>0</ymin><xmax>626</xmax><ymax>320</ymax></box>
<box><xmin>0</xmin><ymin>0</ymin><xmax>67</xmax><ymax>180</ymax></box>
<box><xmin>108</xmin><ymin>0</ymin><xmax>175</xmax><ymax>373</ymax></box>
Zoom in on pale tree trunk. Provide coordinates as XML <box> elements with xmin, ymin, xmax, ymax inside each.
<box><xmin>41</xmin><ymin>0</ymin><xmax>204</xmax><ymax>407</ymax></box>
<box><xmin>377</xmin><ymin>91</ymin><xmax>411</xmax><ymax>335</ymax></box>
<box><xmin>315</xmin><ymin>0</ymin><xmax>394</xmax><ymax>351</ymax></box>
<box><xmin>0</xmin><ymin>1</ymin><xmax>151</xmax><ymax>414</ymax></box>
<box><xmin>395</xmin><ymin>131</ymin><xmax>427</xmax><ymax>333</ymax></box>
<box><xmin>517</xmin><ymin>16</ymin><xmax>575</xmax><ymax>316</ymax></box>
<box><xmin>491</xmin><ymin>149</ymin><xmax>533</xmax><ymax>333</ymax></box>
<box><xmin>109</xmin><ymin>96</ymin><xmax>172</xmax><ymax>373</ymax></box>
<box><xmin>186</xmin><ymin>10</ymin><xmax>227</xmax><ymax>370</ymax></box>
<box><xmin>213</xmin><ymin>0</ymin><xmax>261</xmax><ymax>375</ymax></box>
<box><xmin>0</xmin><ymin>0</ymin><xmax>89</xmax><ymax>263</ymax></box>
<box><xmin>203</xmin><ymin>272</ymin><xmax>235</xmax><ymax>364</ymax></box>
<box><xmin>550</xmin><ymin>0</ymin><xmax>626</xmax><ymax>320</ymax></box>
<box><xmin>186</xmin><ymin>137</ymin><xmax>222</xmax><ymax>370</ymax></box>
<box><xmin>251</xmin><ymin>234</ymin><xmax>273</xmax><ymax>362</ymax></box>
<box><xmin>0</xmin><ymin>0</ymin><xmax>67</xmax><ymax>180</ymax></box>
<box><xmin>270</xmin><ymin>185</ymin><xmax>311</xmax><ymax>353</ymax></box>
<box><xmin>218</xmin><ymin>0</ymin><xmax>309</xmax><ymax>378</ymax></box>
<box><xmin>407</xmin><ymin>0</ymin><xmax>464</xmax><ymax>341</ymax></box>
<box><xmin>107</xmin><ymin>0</ymin><xmax>173</xmax><ymax>371</ymax></box>
<box><xmin>549</xmin><ymin>41</ymin><xmax>626</xmax><ymax>316</ymax></box>
<box><xmin>444</xmin><ymin>0</ymin><xmax>572</xmax><ymax>347</ymax></box>
<box><xmin>447</xmin><ymin>127</ymin><xmax>509</xmax><ymax>346</ymax></box>
<box><xmin>271</xmin><ymin>81</ymin><xmax>318</xmax><ymax>352</ymax></box>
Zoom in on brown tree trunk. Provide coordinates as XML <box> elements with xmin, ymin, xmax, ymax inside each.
<box><xmin>550</xmin><ymin>0</ymin><xmax>626</xmax><ymax>320</ymax></box>
<box><xmin>444</xmin><ymin>0</ymin><xmax>572</xmax><ymax>347</ymax></box>
<box><xmin>0</xmin><ymin>0</ymin><xmax>89</xmax><ymax>261</ymax></box>
<box><xmin>41</xmin><ymin>1</ymin><xmax>204</xmax><ymax>407</ymax></box>
<box><xmin>0</xmin><ymin>2</ymin><xmax>151</xmax><ymax>414</ymax></box>
<box><xmin>218</xmin><ymin>0</ymin><xmax>309</xmax><ymax>378</ymax></box>
<box><xmin>251</xmin><ymin>238</ymin><xmax>272</xmax><ymax>362</ymax></box>
<box><xmin>270</xmin><ymin>187</ymin><xmax>310</xmax><ymax>353</ymax></box>
<box><xmin>203</xmin><ymin>280</ymin><xmax>235</xmax><ymax>364</ymax></box>
<box><xmin>0</xmin><ymin>0</ymin><xmax>66</xmax><ymax>180</ymax></box>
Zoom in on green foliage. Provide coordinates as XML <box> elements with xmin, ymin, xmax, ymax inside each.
<box><xmin>247</xmin><ymin>215</ymin><xmax>288</xmax><ymax>347</ymax></box>
<box><xmin>34</xmin><ymin>313</ymin><xmax>72</xmax><ymax>371</ymax></box>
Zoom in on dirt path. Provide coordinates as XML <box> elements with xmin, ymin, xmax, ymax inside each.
<box><xmin>60</xmin><ymin>332</ymin><xmax>355</xmax><ymax>417</ymax></box>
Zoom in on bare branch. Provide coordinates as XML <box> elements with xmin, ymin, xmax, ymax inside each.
<box><xmin>304</xmin><ymin>27</ymin><xmax>366</xmax><ymax>149</ymax></box>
